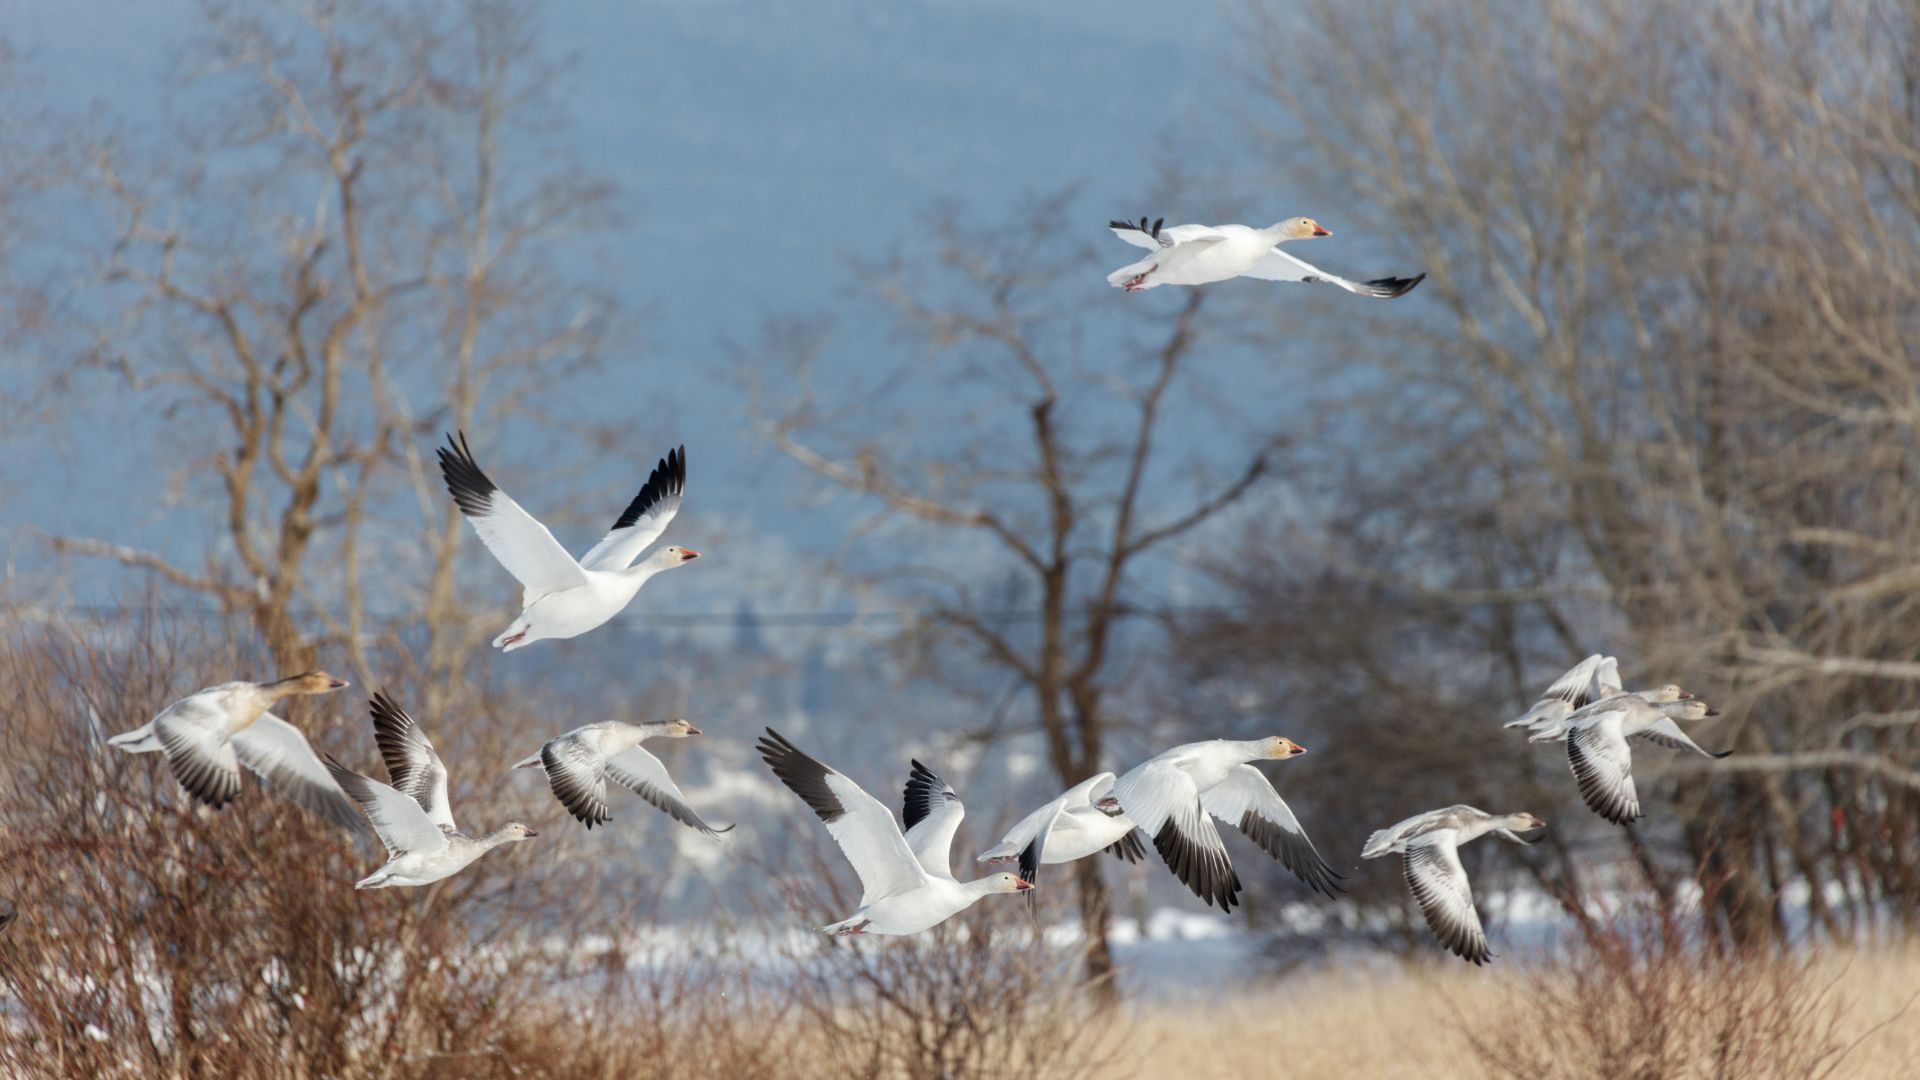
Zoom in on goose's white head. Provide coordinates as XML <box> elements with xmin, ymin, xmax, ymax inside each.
<box><xmin>985</xmin><ymin>872</ymin><xmax>1035</xmax><ymax>893</ymax></box>
<box><xmin>664</xmin><ymin>717</ymin><xmax>702</xmax><ymax>737</ymax></box>
<box><xmin>499</xmin><ymin>823</ymin><xmax>539</xmax><ymax>842</ymax></box>
<box><xmin>1272</xmin><ymin>216</ymin><xmax>1330</xmax><ymax>240</ymax></box>
<box><xmin>1262</xmin><ymin>736</ymin><xmax>1308</xmax><ymax>759</ymax></box>
<box><xmin>1646</xmin><ymin>684</ymin><xmax>1689</xmax><ymax>703</ymax></box>
<box><xmin>272</xmin><ymin>671</ymin><xmax>351</xmax><ymax>695</ymax></box>
<box><xmin>1665</xmin><ymin>700</ymin><xmax>1719</xmax><ymax>721</ymax></box>
<box><xmin>640</xmin><ymin>546</ymin><xmax>700</xmax><ymax>572</ymax></box>
<box><xmin>1514</xmin><ymin>812</ymin><xmax>1547</xmax><ymax>831</ymax></box>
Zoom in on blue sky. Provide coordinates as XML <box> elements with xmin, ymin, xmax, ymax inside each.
<box><xmin>0</xmin><ymin>1</ymin><xmax>1418</xmax><ymax>638</ymax></box>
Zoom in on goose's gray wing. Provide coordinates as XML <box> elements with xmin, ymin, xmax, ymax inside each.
<box><xmin>231</xmin><ymin>713</ymin><xmax>367</xmax><ymax>832</ymax></box>
<box><xmin>605</xmin><ymin>746</ymin><xmax>731</xmax><ymax>838</ymax></box>
<box><xmin>1568</xmin><ymin>713</ymin><xmax>1641</xmax><ymax>824</ymax></box>
<box><xmin>154</xmin><ymin>707</ymin><xmax>243</xmax><ymax>810</ymax></box>
<box><xmin>1632</xmin><ymin>716</ymin><xmax>1730</xmax><ymax>759</ymax></box>
<box><xmin>1201</xmin><ymin>764</ymin><xmax>1344</xmax><ymax>897</ymax></box>
<box><xmin>368</xmin><ymin>692</ymin><xmax>456</xmax><ymax>832</ymax></box>
<box><xmin>542</xmin><ymin>735</ymin><xmax>613</xmax><ymax>828</ymax></box>
<box><xmin>1404</xmin><ymin>831</ymin><xmax>1491</xmax><ymax>964</ymax></box>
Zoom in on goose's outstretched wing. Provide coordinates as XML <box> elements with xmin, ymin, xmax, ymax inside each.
<box><xmin>579</xmin><ymin>446</ymin><xmax>686</xmax><ymax>572</ymax></box>
<box><xmin>324</xmin><ymin>755</ymin><xmax>450</xmax><ymax>860</ymax></box>
<box><xmin>900</xmin><ymin>759</ymin><xmax>965</xmax><ymax>880</ymax></box>
<box><xmin>1108</xmin><ymin>217</ymin><xmax>1224</xmax><ymax>250</ymax></box>
<box><xmin>437</xmin><ymin>431</ymin><xmax>587</xmax><ymax>601</ymax></box>
<box><xmin>368</xmin><ymin>692</ymin><xmax>455</xmax><ymax>832</ymax></box>
<box><xmin>757</xmin><ymin>729</ymin><xmax>928</xmax><ymax>907</ymax></box>
<box><xmin>1403</xmin><ymin>831</ymin><xmax>1491</xmax><ymax>964</ymax></box>
<box><xmin>1201</xmin><ymin>764</ymin><xmax>1344</xmax><ymax>898</ymax></box>
<box><xmin>1242</xmin><ymin>248</ymin><xmax>1425</xmax><ymax>298</ymax></box>
<box><xmin>1632</xmin><ymin>717</ymin><xmax>1730</xmax><ymax>759</ymax></box>
<box><xmin>231</xmin><ymin>714</ymin><xmax>367</xmax><ymax>832</ymax></box>
<box><xmin>1567</xmin><ymin>712</ymin><xmax>1641</xmax><ymax>824</ymax></box>
<box><xmin>1112</xmin><ymin>759</ymin><xmax>1242</xmax><ymax>912</ymax></box>
<box><xmin>605</xmin><ymin>746</ymin><xmax>732</xmax><ymax>838</ymax></box>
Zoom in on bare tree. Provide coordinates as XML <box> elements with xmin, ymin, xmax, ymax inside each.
<box><xmin>1205</xmin><ymin>0</ymin><xmax>1920</xmax><ymax>948</ymax></box>
<box><xmin>753</xmin><ymin>197</ymin><xmax>1283</xmax><ymax>995</ymax></box>
<box><xmin>49</xmin><ymin>0</ymin><xmax>620</xmax><ymax>696</ymax></box>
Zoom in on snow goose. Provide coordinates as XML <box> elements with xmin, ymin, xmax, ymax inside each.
<box><xmin>438</xmin><ymin>433</ymin><xmax>698</xmax><ymax>651</ymax></box>
<box><xmin>1106</xmin><ymin>216</ymin><xmax>1425</xmax><ymax>296</ymax></box>
<box><xmin>511</xmin><ymin>718</ymin><xmax>731</xmax><ymax>836</ymax></box>
<box><xmin>1109</xmin><ymin>737</ymin><xmax>1341</xmax><ymax>912</ymax></box>
<box><xmin>975</xmin><ymin>773</ymin><xmax>1146</xmax><ymax>887</ymax></box>
<box><xmin>107</xmin><ymin>672</ymin><xmax>364</xmax><ymax>830</ymax></box>
<box><xmin>1361</xmin><ymin>805</ymin><xmax>1546</xmax><ymax>964</ymax></box>
<box><xmin>1508</xmin><ymin>654</ymin><xmax>1691</xmax><ymax>739</ymax></box>
<box><xmin>1544</xmin><ymin>699</ymin><xmax>1722</xmax><ymax>825</ymax></box>
<box><xmin>324</xmin><ymin>691</ymin><xmax>537</xmax><ymax>889</ymax></box>
<box><xmin>756</xmin><ymin>729</ymin><xmax>1032</xmax><ymax>936</ymax></box>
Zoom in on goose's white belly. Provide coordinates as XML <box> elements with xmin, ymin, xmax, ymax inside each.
<box><xmin>1158</xmin><ymin>233</ymin><xmax>1271</xmax><ymax>285</ymax></box>
<box><xmin>378</xmin><ymin>842</ymin><xmax>488</xmax><ymax>887</ymax></box>
<box><xmin>1042</xmin><ymin>811</ymin><xmax>1137</xmax><ymax>864</ymax></box>
<box><xmin>859</xmin><ymin>879</ymin><xmax>980</xmax><ymax>935</ymax></box>
<box><xmin>520</xmin><ymin>573</ymin><xmax>644</xmax><ymax>639</ymax></box>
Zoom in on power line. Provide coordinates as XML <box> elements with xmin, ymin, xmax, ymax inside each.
<box><xmin>7</xmin><ymin>602</ymin><xmax>1254</xmax><ymax>629</ymax></box>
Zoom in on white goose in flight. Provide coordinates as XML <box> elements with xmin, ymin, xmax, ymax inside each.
<box><xmin>1362</xmin><ymin>805</ymin><xmax>1546</xmax><ymax>964</ymax></box>
<box><xmin>1105</xmin><ymin>216</ymin><xmax>1425</xmax><ymax>296</ymax></box>
<box><xmin>975</xmin><ymin>772</ymin><xmax>1146</xmax><ymax>886</ymax></box>
<box><xmin>1546</xmin><ymin>698</ymin><xmax>1723</xmax><ymax>825</ymax></box>
<box><xmin>107</xmin><ymin>672</ymin><xmax>364</xmax><ymax>830</ymax></box>
<box><xmin>438</xmin><ymin>433</ymin><xmax>698</xmax><ymax>651</ymax></box>
<box><xmin>325</xmin><ymin>691</ymin><xmax>537</xmax><ymax>889</ymax></box>
<box><xmin>1109</xmin><ymin>737</ymin><xmax>1342</xmax><ymax>912</ymax></box>
<box><xmin>1507</xmin><ymin>654</ymin><xmax>1690</xmax><ymax>741</ymax></box>
<box><xmin>512</xmin><ymin>718</ymin><xmax>731</xmax><ymax>836</ymax></box>
<box><xmin>756</xmin><ymin>729</ymin><xmax>1032</xmax><ymax>936</ymax></box>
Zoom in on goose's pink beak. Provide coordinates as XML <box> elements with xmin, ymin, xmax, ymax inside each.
<box><xmin>328</xmin><ymin>677</ymin><xmax>350</xmax><ymax>690</ymax></box>
<box><xmin>1015</xmin><ymin>878</ymin><xmax>1035</xmax><ymax>891</ymax></box>
<box><xmin>1311</xmin><ymin>225</ymin><xmax>1331</xmax><ymax>237</ymax></box>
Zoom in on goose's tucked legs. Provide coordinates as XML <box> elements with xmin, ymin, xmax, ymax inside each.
<box><xmin>1122</xmin><ymin>267</ymin><xmax>1156</xmax><ymax>291</ymax></box>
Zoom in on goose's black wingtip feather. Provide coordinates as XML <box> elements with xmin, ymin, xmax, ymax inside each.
<box><xmin>609</xmin><ymin>445</ymin><xmax>688</xmax><ymax>532</ymax></box>
<box><xmin>1018</xmin><ymin>833</ymin><xmax>1044</xmax><ymax>887</ymax></box>
<box><xmin>901</xmin><ymin>758</ymin><xmax>948</xmax><ymax>832</ymax></box>
<box><xmin>758</xmin><ymin>727</ymin><xmax>846</xmax><ymax>825</ymax></box>
<box><xmin>1362</xmin><ymin>272</ymin><xmax>1427</xmax><ymax>299</ymax></box>
<box><xmin>436</xmin><ymin>430</ymin><xmax>497</xmax><ymax>517</ymax></box>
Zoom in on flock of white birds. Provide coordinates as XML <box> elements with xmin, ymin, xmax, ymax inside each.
<box><xmin>102</xmin><ymin>218</ymin><xmax>1729</xmax><ymax>965</ymax></box>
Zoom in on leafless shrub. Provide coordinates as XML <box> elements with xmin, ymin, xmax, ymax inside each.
<box><xmin>0</xmin><ymin>614</ymin><xmax>644</xmax><ymax>1077</ymax></box>
<box><xmin>1467</xmin><ymin>900</ymin><xmax>1857</xmax><ymax>1080</ymax></box>
<box><xmin>749</xmin><ymin>820</ymin><xmax>1122</xmax><ymax>1080</ymax></box>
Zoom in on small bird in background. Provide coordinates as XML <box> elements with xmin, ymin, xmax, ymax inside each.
<box><xmin>1105</xmin><ymin>215</ymin><xmax>1425</xmax><ymax>296</ymax></box>
<box><xmin>438</xmin><ymin>433</ymin><xmax>699</xmax><ymax>651</ymax></box>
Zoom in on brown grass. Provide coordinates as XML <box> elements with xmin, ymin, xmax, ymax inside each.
<box><xmin>1114</xmin><ymin>945</ymin><xmax>1920</xmax><ymax>1080</ymax></box>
